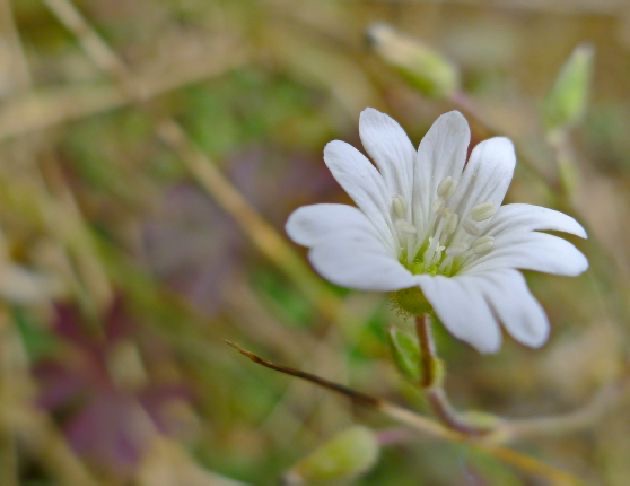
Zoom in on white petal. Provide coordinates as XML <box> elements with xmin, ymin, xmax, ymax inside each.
<box><xmin>452</xmin><ymin>137</ymin><xmax>516</xmax><ymax>218</ymax></box>
<box><xmin>413</xmin><ymin>111</ymin><xmax>470</xmax><ymax>235</ymax></box>
<box><xmin>323</xmin><ymin>140</ymin><xmax>394</xmax><ymax>246</ymax></box>
<box><xmin>467</xmin><ymin>232</ymin><xmax>588</xmax><ymax>276</ymax></box>
<box><xmin>309</xmin><ymin>235</ymin><xmax>416</xmax><ymax>291</ymax></box>
<box><xmin>416</xmin><ymin>275</ymin><xmax>501</xmax><ymax>353</ymax></box>
<box><xmin>478</xmin><ymin>270</ymin><xmax>549</xmax><ymax>348</ymax></box>
<box><xmin>488</xmin><ymin>203</ymin><xmax>587</xmax><ymax>239</ymax></box>
<box><xmin>359</xmin><ymin>108</ymin><xmax>416</xmax><ymax>213</ymax></box>
<box><xmin>286</xmin><ymin>203</ymin><xmax>388</xmax><ymax>248</ymax></box>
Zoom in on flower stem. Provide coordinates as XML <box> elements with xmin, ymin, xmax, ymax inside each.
<box><xmin>415</xmin><ymin>314</ymin><xmax>493</xmax><ymax>437</ymax></box>
<box><xmin>415</xmin><ymin>314</ymin><xmax>436</xmax><ymax>388</ymax></box>
<box><xmin>228</xmin><ymin>340</ymin><xmax>581</xmax><ymax>485</ymax></box>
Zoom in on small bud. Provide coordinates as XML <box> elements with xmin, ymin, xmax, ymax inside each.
<box><xmin>388</xmin><ymin>327</ymin><xmax>420</xmax><ymax>381</ymax></box>
<box><xmin>367</xmin><ymin>23</ymin><xmax>459</xmax><ymax>99</ymax></box>
<box><xmin>543</xmin><ymin>44</ymin><xmax>594</xmax><ymax>133</ymax></box>
<box><xmin>285</xmin><ymin>426</ymin><xmax>379</xmax><ymax>484</ymax></box>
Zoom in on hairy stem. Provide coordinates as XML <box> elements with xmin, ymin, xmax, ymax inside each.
<box><xmin>415</xmin><ymin>313</ymin><xmax>436</xmax><ymax>388</ymax></box>
<box><xmin>228</xmin><ymin>340</ymin><xmax>580</xmax><ymax>485</ymax></box>
<box><xmin>415</xmin><ymin>314</ymin><xmax>494</xmax><ymax>437</ymax></box>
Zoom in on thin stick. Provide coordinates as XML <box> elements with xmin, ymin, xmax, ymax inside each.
<box><xmin>228</xmin><ymin>341</ymin><xmax>581</xmax><ymax>485</ymax></box>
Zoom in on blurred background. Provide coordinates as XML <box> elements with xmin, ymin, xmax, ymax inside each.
<box><xmin>0</xmin><ymin>0</ymin><xmax>629</xmax><ymax>484</ymax></box>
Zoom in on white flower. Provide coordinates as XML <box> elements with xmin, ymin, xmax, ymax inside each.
<box><xmin>286</xmin><ymin>109</ymin><xmax>589</xmax><ymax>353</ymax></box>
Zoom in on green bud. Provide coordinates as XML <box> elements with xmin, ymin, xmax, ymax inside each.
<box><xmin>367</xmin><ymin>23</ymin><xmax>459</xmax><ymax>99</ymax></box>
<box><xmin>543</xmin><ymin>44</ymin><xmax>594</xmax><ymax>133</ymax></box>
<box><xmin>285</xmin><ymin>426</ymin><xmax>379</xmax><ymax>484</ymax></box>
<box><xmin>388</xmin><ymin>327</ymin><xmax>420</xmax><ymax>382</ymax></box>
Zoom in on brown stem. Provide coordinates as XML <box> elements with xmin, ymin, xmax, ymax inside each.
<box><xmin>228</xmin><ymin>340</ymin><xmax>580</xmax><ymax>485</ymax></box>
<box><xmin>415</xmin><ymin>314</ymin><xmax>493</xmax><ymax>437</ymax></box>
<box><xmin>415</xmin><ymin>313</ymin><xmax>435</xmax><ymax>388</ymax></box>
<box><xmin>226</xmin><ymin>340</ymin><xmax>380</xmax><ymax>408</ymax></box>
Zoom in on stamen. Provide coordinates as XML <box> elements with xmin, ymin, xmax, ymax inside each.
<box><xmin>437</xmin><ymin>176</ymin><xmax>456</xmax><ymax>198</ymax></box>
<box><xmin>445</xmin><ymin>212</ymin><xmax>459</xmax><ymax>235</ymax></box>
<box><xmin>438</xmin><ymin>255</ymin><xmax>455</xmax><ymax>274</ymax></box>
<box><xmin>392</xmin><ymin>195</ymin><xmax>406</xmax><ymax>219</ymax></box>
<box><xmin>446</xmin><ymin>243</ymin><xmax>468</xmax><ymax>256</ymax></box>
<box><xmin>395</xmin><ymin>219</ymin><xmax>417</xmax><ymax>235</ymax></box>
<box><xmin>433</xmin><ymin>199</ymin><xmax>445</xmax><ymax>214</ymax></box>
<box><xmin>463</xmin><ymin>219</ymin><xmax>482</xmax><ymax>236</ymax></box>
<box><xmin>470</xmin><ymin>202</ymin><xmax>496</xmax><ymax>222</ymax></box>
<box><xmin>471</xmin><ymin>235</ymin><xmax>495</xmax><ymax>254</ymax></box>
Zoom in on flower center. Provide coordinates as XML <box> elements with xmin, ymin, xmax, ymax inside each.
<box><xmin>394</xmin><ymin>177</ymin><xmax>497</xmax><ymax>277</ymax></box>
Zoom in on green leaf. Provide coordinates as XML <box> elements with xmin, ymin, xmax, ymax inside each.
<box><xmin>368</xmin><ymin>23</ymin><xmax>459</xmax><ymax>99</ymax></box>
<box><xmin>286</xmin><ymin>426</ymin><xmax>379</xmax><ymax>483</ymax></box>
<box><xmin>543</xmin><ymin>44</ymin><xmax>594</xmax><ymax>133</ymax></box>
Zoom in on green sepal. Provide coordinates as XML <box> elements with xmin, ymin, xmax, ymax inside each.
<box><xmin>391</xmin><ymin>286</ymin><xmax>432</xmax><ymax>316</ymax></box>
<box><xmin>388</xmin><ymin>326</ymin><xmax>421</xmax><ymax>382</ymax></box>
<box><xmin>430</xmin><ymin>355</ymin><xmax>446</xmax><ymax>389</ymax></box>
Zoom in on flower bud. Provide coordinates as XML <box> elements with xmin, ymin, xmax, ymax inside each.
<box><xmin>285</xmin><ymin>426</ymin><xmax>379</xmax><ymax>484</ymax></box>
<box><xmin>543</xmin><ymin>43</ymin><xmax>594</xmax><ymax>133</ymax></box>
<box><xmin>367</xmin><ymin>23</ymin><xmax>459</xmax><ymax>99</ymax></box>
